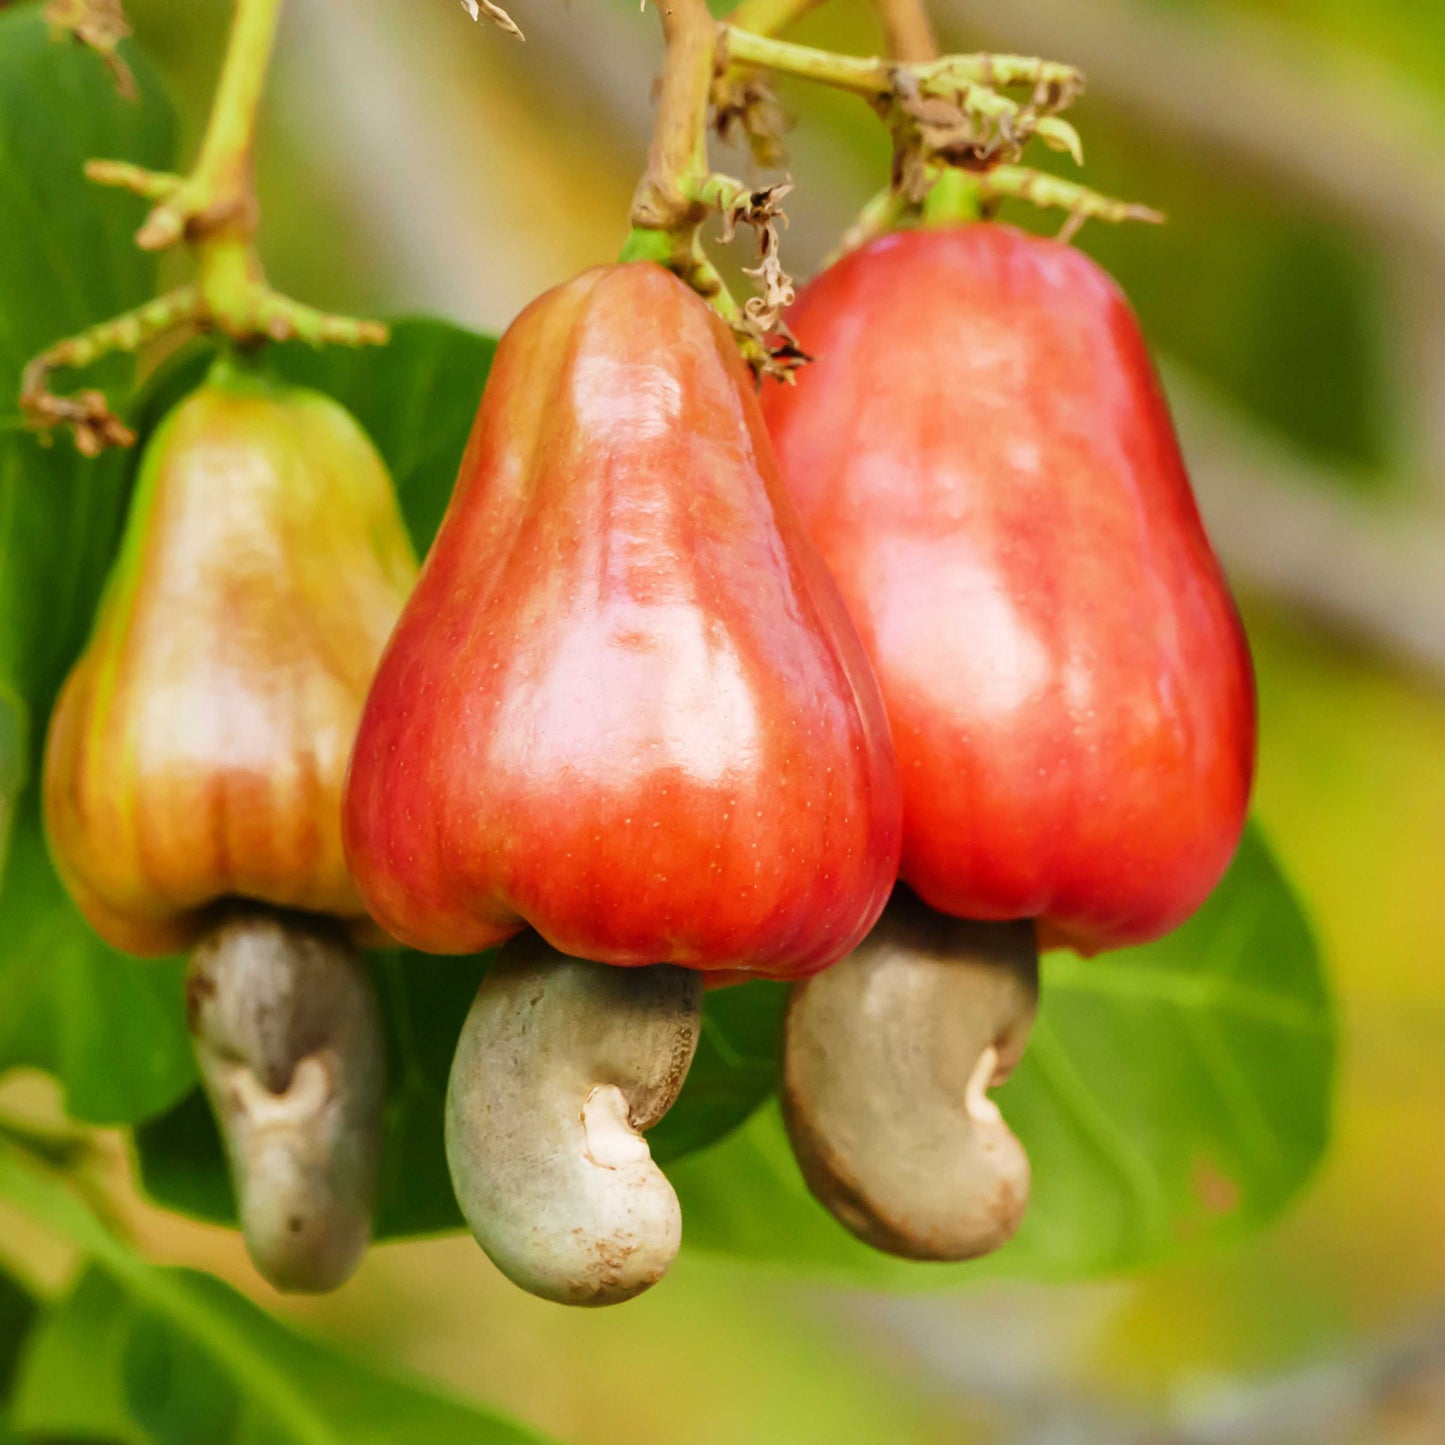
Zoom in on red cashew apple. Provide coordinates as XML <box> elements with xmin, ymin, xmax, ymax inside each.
<box><xmin>343</xmin><ymin>261</ymin><xmax>901</xmax><ymax>978</ymax></box>
<box><xmin>763</xmin><ymin>223</ymin><xmax>1256</xmax><ymax>1263</ymax></box>
<box><xmin>343</xmin><ymin>261</ymin><xmax>902</xmax><ymax>1305</ymax></box>
<box><xmin>762</xmin><ymin>223</ymin><xmax>1255</xmax><ymax>955</ymax></box>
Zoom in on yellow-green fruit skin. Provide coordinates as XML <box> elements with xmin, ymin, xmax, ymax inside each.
<box><xmin>44</xmin><ymin>367</ymin><xmax>418</xmax><ymax>956</ymax></box>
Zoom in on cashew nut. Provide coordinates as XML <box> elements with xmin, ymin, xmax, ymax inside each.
<box><xmin>781</xmin><ymin>891</ymin><xmax>1039</xmax><ymax>1261</ymax></box>
<box><xmin>186</xmin><ymin>908</ymin><xmax>385</xmax><ymax>1292</ymax></box>
<box><xmin>445</xmin><ymin>932</ymin><xmax>702</xmax><ymax>1306</ymax></box>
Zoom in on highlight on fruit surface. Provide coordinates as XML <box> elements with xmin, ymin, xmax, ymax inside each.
<box><xmin>782</xmin><ymin>891</ymin><xmax>1039</xmax><ymax>1261</ymax></box>
<box><xmin>446</xmin><ymin>933</ymin><xmax>702</xmax><ymax>1306</ymax></box>
<box><xmin>188</xmin><ymin>908</ymin><xmax>386</xmax><ymax>1293</ymax></box>
<box><xmin>43</xmin><ymin>362</ymin><xmax>416</xmax><ymax>1291</ymax></box>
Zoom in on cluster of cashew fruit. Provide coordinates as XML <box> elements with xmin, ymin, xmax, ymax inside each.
<box><xmin>389</xmin><ymin>241</ymin><xmax>1244</xmax><ymax>1302</ymax></box>
<box><xmin>43</xmin><ymin>225</ymin><xmax>1252</xmax><ymax>1308</ymax></box>
<box><xmin>21</xmin><ymin>0</ymin><xmax>1264</xmax><ymax>1311</ymax></box>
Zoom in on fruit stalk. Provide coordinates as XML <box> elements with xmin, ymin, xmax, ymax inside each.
<box><xmin>623</xmin><ymin>0</ymin><xmax>800</xmax><ymax>374</ymax></box>
<box><xmin>21</xmin><ymin>0</ymin><xmax>385</xmax><ymax>450</ymax></box>
<box><xmin>157</xmin><ymin>0</ymin><xmax>283</xmax><ymax>253</ymax></box>
<box><xmin>632</xmin><ymin>0</ymin><xmax>716</xmax><ymax>228</ymax></box>
<box><xmin>721</xmin><ymin>30</ymin><xmax>1082</xmax><ymax>134</ymax></box>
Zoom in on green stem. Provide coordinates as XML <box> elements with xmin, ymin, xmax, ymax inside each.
<box><xmin>825</xmin><ymin>186</ymin><xmax>909</xmax><ymax>266</ymax></box>
<box><xmin>85</xmin><ymin>158</ymin><xmax>185</xmax><ymax>200</ymax></box>
<box><xmin>137</xmin><ymin>0</ymin><xmax>283</xmax><ymax>253</ymax></box>
<box><xmin>920</xmin><ymin>165</ymin><xmax>982</xmax><ymax>225</ymax></box>
<box><xmin>22</xmin><ymin>0</ymin><xmax>385</xmax><ymax>450</ymax></box>
<box><xmin>22</xmin><ymin>286</ymin><xmax>200</xmax><ymax>394</ymax></box>
<box><xmin>157</xmin><ymin>0</ymin><xmax>286</xmax><ymax>335</ymax></box>
<box><xmin>617</xmin><ymin>226</ymin><xmax>678</xmax><ymax>269</ymax></box>
<box><xmin>979</xmin><ymin>164</ymin><xmax>1164</xmax><ymax>231</ymax></box>
<box><xmin>191</xmin><ymin>0</ymin><xmax>282</xmax><ymax>215</ymax></box>
<box><xmin>17</xmin><ymin>286</ymin><xmax>202</xmax><ymax>452</ymax></box>
<box><xmin>723</xmin><ymin>28</ymin><xmax>884</xmax><ymax>93</ymax></box>
<box><xmin>722</xmin><ymin>30</ymin><xmax>1078</xmax><ymax>102</ymax></box>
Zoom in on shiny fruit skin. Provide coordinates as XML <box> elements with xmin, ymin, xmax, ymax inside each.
<box><xmin>344</xmin><ymin>262</ymin><xmax>901</xmax><ymax>977</ymax></box>
<box><xmin>44</xmin><ymin>367</ymin><xmax>418</xmax><ymax>956</ymax></box>
<box><xmin>761</xmin><ymin>225</ymin><xmax>1255</xmax><ymax>953</ymax></box>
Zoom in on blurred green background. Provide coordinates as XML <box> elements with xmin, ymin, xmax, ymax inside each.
<box><xmin>14</xmin><ymin>0</ymin><xmax>1445</xmax><ymax>1439</ymax></box>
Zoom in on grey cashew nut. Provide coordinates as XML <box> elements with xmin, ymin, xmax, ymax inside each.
<box><xmin>186</xmin><ymin>908</ymin><xmax>385</xmax><ymax>1293</ymax></box>
<box><xmin>445</xmin><ymin>933</ymin><xmax>702</xmax><ymax>1307</ymax></box>
<box><xmin>781</xmin><ymin>891</ymin><xmax>1039</xmax><ymax>1261</ymax></box>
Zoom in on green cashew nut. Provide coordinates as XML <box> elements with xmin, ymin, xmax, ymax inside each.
<box><xmin>445</xmin><ymin>933</ymin><xmax>702</xmax><ymax>1306</ymax></box>
<box><xmin>186</xmin><ymin>908</ymin><xmax>385</xmax><ymax>1292</ymax></box>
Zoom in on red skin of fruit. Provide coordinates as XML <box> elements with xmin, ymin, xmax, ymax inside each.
<box><xmin>761</xmin><ymin>224</ymin><xmax>1256</xmax><ymax>954</ymax></box>
<box><xmin>344</xmin><ymin>263</ymin><xmax>901</xmax><ymax>978</ymax></box>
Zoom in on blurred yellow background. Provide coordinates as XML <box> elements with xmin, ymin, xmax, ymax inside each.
<box><xmin>92</xmin><ymin>0</ymin><xmax>1445</xmax><ymax>1438</ymax></box>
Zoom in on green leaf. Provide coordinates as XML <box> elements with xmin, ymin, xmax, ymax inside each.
<box><xmin>1</xmin><ymin>1140</ymin><xmax>546</xmax><ymax>1443</ymax></box>
<box><xmin>122</xmin><ymin>1297</ymin><xmax>242</xmax><ymax>1445</ymax></box>
<box><xmin>0</xmin><ymin>6</ymin><xmax>192</xmax><ymax>1128</ymax></box>
<box><xmin>998</xmin><ymin>825</ymin><xmax>1333</xmax><ymax>1274</ymax></box>
<box><xmin>0</xmin><ymin>3</ymin><xmax>175</xmax><ymax>720</ymax></box>
<box><xmin>260</xmin><ymin>321</ymin><xmax>496</xmax><ymax>555</ymax></box>
<box><xmin>0</xmin><ymin>683</ymin><xmax>25</xmax><ymax>887</ymax></box>
<box><xmin>651</xmin><ymin>979</ymin><xmax>787</xmax><ymax>1166</ymax></box>
<box><xmin>669</xmin><ymin>823</ymin><xmax>1335</xmax><ymax>1282</ymax></box>
<box><xmin>0</xmin><ymin>810</ymin><xmax>192</xmax><ymax>1125</ymax></box>
<box><xmin>13</xmin><ymin>1272</ymin><xmax>146</xmax><ymax>1445</ymax></box>
<box><xmin>0</xmin><ymin>1266</ymin><xmax>37</xmax><ymax>1400</ymax></box>
<box><xmin>365</xmin><ymin>950</ymin><xmax>483</xmax><ymax>1236</ymax></box>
